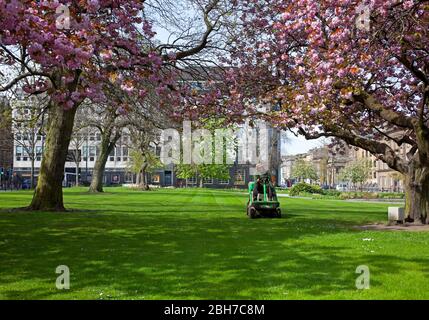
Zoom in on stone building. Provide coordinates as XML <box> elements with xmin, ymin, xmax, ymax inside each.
<box><xmin>11</xmin><ymin>95</ymin><xmax>282</xmax><ymax>189</ymax></box>
<box><xmin>280</xmin><ymin>136</ymin><xmax>407</xmax><ymax>192</ymax></box>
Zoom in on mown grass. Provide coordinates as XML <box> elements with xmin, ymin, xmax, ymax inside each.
<box><xmin>0</xmin><ymin>187</ymin><xmax>428</xmax><ymax>300</ymax></box>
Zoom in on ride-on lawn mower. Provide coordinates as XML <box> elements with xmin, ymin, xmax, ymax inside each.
<box><xmin>247</xmin><ymin>174</ymin><xmax>281</xmax><ymax>219</ymax></box>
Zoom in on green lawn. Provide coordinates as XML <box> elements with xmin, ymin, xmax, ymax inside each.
<box><xmin>0</xmin><ymin>187</ymin><xmax>428</xmax><ymax>300</ymax></box>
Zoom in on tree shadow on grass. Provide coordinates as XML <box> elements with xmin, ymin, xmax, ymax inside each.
<box><xmin>0</xmin><ymin>189</ymin><xmax>425</xmax><ymax>299</ymax></box>
<box><xmin>1</xmin><ymin>208</ymin><xmax>428</xmax><ymax>299</ymax></box>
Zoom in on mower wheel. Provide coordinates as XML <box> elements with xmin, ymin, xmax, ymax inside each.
<box><xmin>276</xmin><ymin>208</ymin><xmax>282</xmax><ymax>218</ymax></box>
<box><xmin>248</xmin><ymin>207</ymin><xmax>257</xmax><ymax>219</ymax></box>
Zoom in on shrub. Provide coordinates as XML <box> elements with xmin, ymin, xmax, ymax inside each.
<box><xmin>361</xmin><ymin>192</ymin><xmax>378</xmax><ymax>199</ymax></box>
<box><xmin>289</xmin><ymin>183</ymin><xmax>322</xmax><ymax>196</ymax></box>
<box><xmin>339</xmin><ymin>192</ymin><xmax>351</xmax><ymax>200</ymax></box>
<box><xmin>379</xmin><ymin>192</ymin><xmax>405</xmax><ymax>199</ymax></box>
<box><xmin>322</xmin><ymin>189</ymin><xmax>341</xmax><ymax>197</ymax></box>
<box><xmin>310</xmin><ymin>193</ymin><xmax>325</xmax><ymax>199</ymax></box>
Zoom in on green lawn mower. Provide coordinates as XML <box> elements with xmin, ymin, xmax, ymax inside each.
<box><xmin>247</xmin><ymin>175</ymin><xmax>282</xmax><ymax>219</ymax></box>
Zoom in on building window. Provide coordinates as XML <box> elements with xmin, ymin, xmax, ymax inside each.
<box><xmin>89</xmin><ymin>146</ymin><xmax>96</xmax><ymax>161</ymax></box>
<box><xmin>115</xmin><ymin>146</ymin><xmax>121</xmax><ymax>162</ymax></box>
<box><xmin>15</xmin><ymin>146</ymin><xmax>23</xmax><ymax>161</ymax></box>
<box><xmin>22</xmin><ymin>148</ymin><xmax>28</xmax><ymax>161</ymax></box>
<box><xmin>122</xmin><ymin>146</ymin><xmax>128</xmax><ymax>156</ymax></box>
<box><xmin>218</xmin><ymin>179</ymin><xmax>229</xmax><ymax>185</ymax></box>
<box><xmin>152</xmin><ymin>174</ymin><xmax>161</xmax><ymax>183</ymax></box>
<box><xmin>82</xmin><ymin>146</ymin><xmax>88</xmax><ymax>161</ymax></box>
<box><xmin>122</xmin><ymin>146</ymin><xmax>128</xmax><ymax>162</ymax></box>
<box><xmin>203</xmin><ymin>178</ymin><xmax>213</xmax><ymax>184</ymax></box>
<box><xmin>155</xmin><ymin>146</ymin><xmax>161</xmax><ymax>157</ymax></box>
<box><xmin>187</xmin><ymin>176</ymin><xmax>197</xmax><ymax>185</ymax></box>
<box><xmin>36</xmin><ymin>146</ymin><xmax>43</xmax><ymax>161</ymax></box>
<box><xmin>112</xmin><ymin>175</ymin><xmax>120</xmax><ymax>184</ymax></box>
<box><xmin>125</xmin><ymin>172</ymin><xmax>134</xmax><ymax>183</ymax></box>
<box><xmin>234</xmin><ymin>169</ymin><xmax>246</xmax><ymax>185</ymax></box>
<box><xmin>109</xmin><ymin>148</ymin><xmax>114</xmax><ymax>162</ymax></box>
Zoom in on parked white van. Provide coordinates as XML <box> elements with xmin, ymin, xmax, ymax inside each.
<box><xmin>336</xmin><ymin>183</ymin><xmax>348</xmax><ymax>191</ymax></box>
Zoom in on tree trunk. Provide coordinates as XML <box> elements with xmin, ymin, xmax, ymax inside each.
<box><xmin>88</xmin><ymin>125</ymin><xmax>121</xmax><ymax>193</ymax></box>
<box><xmin>404</xmin><ymin>167</ymin><xmax>429</xmax><ymax>224</ymax></box>
<box><xmin>75</xmin><ymin>161</ymin><xmax>79</xmax><ymax>187</ymax></box>
<box><xmin>136</xmin><ymin>170</ymin><xmax>141</xmax><ymax>185</ymax></box>
<box><xmin>89</xmin><ymin>139</ymin><xmax>114</xmax><ymax>193</ymax></box>
<box><xmin>30</xmin><ymin>158</ymin><xmax>35</xmax><ymax>189</ymax></box>
<box><xmin>138</xmin><ymin>165</ymin><xmax>149</xmax><ymax>190</ymax></box>
<box><xmin>143</xmin><ymin>171</ymin><xmax>149</xmax><ymax>190</ymax></box>
<box><xmin>28</xmin><ymin>103</ymin><xmax>77</xmax><ymax>211</ymax></box>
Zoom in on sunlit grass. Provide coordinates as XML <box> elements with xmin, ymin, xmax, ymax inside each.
<box><xmin>0</xmin><ymin>187</ymin><xmax>428</xmax><ymax>299</ymax></box>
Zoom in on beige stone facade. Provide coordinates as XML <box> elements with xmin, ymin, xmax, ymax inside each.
<box><xmin>281</xmin><ymin>134</ymin><xmax>407</xmax><ymax>192</ymax></box>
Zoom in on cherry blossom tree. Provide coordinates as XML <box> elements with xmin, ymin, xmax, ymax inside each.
<box><xmin>0</xmin><ymin>0</ymin><xmax>227</xmax><ymax>210</ymax></box>
<box><xmin>221</xmin><ymin>0</ymin><xmax>429</xmax><ymax>223</ymax></box>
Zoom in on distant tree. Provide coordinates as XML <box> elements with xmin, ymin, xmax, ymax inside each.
<box><xmin>390</xmin><ymin>171</ymin><xmax>405</xmax><ymax>193</ymax></box>
<box><xmin>127</xmin><ymin>149</ymin><xmax>162</xmax><ymax>190</ymax></box>
<box><xmin>339</xmin><ymin>160</ymin><xmax>372</xmax><ymax>190</ymax></box>
<box><xmin>197</xmin><ymin>164</ymin><xmax>231</xmax><ymax>187</ymax></box>
<box><xmin>126</xmin><ymin>120</ymin><xmax>164</xmax><ymax>190</ymax></box>
<box><xmin>176</xmin><ymin>164</ymin><xmax>198</xmax><ymax>188</ymax></box>
<box><xmin>86</xmin><ymin>102</ymin><xmax>126</xmax><ymax>193</ymax></box>
<box><xmin>291</xmin><ymin>159</ymin><xmax>318</xmax><ymax>183</ymax></box>
<box><xmin>176</xmin><ymin>119</ymin><xmax>235</xmax><ymax>188</ymax></box>
<box><xmin>175</xmin><ymin>163</ymin><xmax>230</xmax><ymax>188</ymax></box>
<box><xmin>69</xmin><ymin>110</ymin><xmax>96</xmax><ymax>187</ymax></box>
<box><xmin>10</xmin><ymin>97</ymin><xmax>47</xmax><ymax>189</ymax></box>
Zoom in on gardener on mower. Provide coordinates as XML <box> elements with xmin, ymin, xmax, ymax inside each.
<box><xmin>253</xmin><ymin>173</ymin><xmax>276</xmax><ymax>201</ymax></box>
<box><xmin>247</xmin><ymin>172</ymin><xmax>281</xmax><ymax>218</ymax></box>
<box><xmin>252</xmin><ymin>176</ymin><xmax>264</xmax><ymax>201</ymax></box>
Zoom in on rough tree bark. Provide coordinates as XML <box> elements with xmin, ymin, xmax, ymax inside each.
<box><xmin>135</xmin><ymin>170</ymin><xmax>140</xmax><ymax>185</ymax></box>
<box><xmin>140</xmin><ymin>167</ymin><xmax>150</xmax><ymax>190</ymax></box>
<box><xmin>30</xmin><ymin>157</ymin><xmax>35</xmax><ymax>190</ymax></box>
<box><xmin>404</xmin><ymin>165</ymin><xmax>429</xmax><ymax>224</ymax></box>
<box><xmin>88</xmin><ymin>136</ymin><xmax>117</xmax><ymax>193</ymax></box>
<box><xmin>28</xmin><ymin>101</ymin><xmax>78</xmax><ymax>211</ymax></box>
